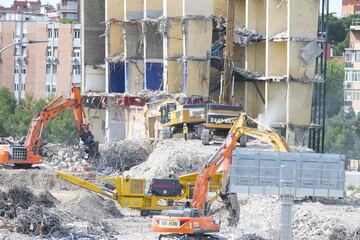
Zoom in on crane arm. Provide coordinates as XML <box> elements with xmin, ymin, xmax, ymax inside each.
<box><xmin>191</xmin><ymin>113</ymin><xmax>290</xmax><ymax>216</ymax></box>
<box><xmin>24</xmin><ymin>87</ymin><xmax>98</xmax><ymax>158</ymax></box>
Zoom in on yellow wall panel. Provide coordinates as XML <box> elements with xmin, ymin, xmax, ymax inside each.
<box><xmin>267</xmin><ymin>42</ymin><xmax>287</xmax><ymax>76</ymax></box>
<box><xmin>184</xmin><ymin>19</ymin><xmax>212</xmax><ymax>58</ymax></box>
<box><xmin>107</xmin><ymin>0</ymin><xmax>124</xmax><ymax>20</ymax></box>
<box><xmin>126</xmin><ymin>61</ymin><xmax>144</xmax><ymax>91</ymax></box>
<box><xmin>185</xmin><ymin>61</ymin><xmax>210</xmax><ymax>96</ymax></box>
<box><xmin>164</xmin><ymin>60</ymin><xmax>184</xmax><ymax>93</ymax></box>
<box><xmin>267</xmin><ymin>0</ymin><xmax>287</xmax><ymax>37</ymax></box>
<box><xmin>265</xmin><ymin>82</ymin><xmax>287</xmax><ymax>123</ymax></box>
<box><xmin>166</xmin><ymin>19</ymin><xmax>183</xmax><ymax>58</ymax></box>
<box><xmin>289</xmin><ymin>0</ymin><xmax>319</xmax><ymax>38</ymax></box>
<box><xmin>287</xmin><ymin>82</ymin><xmax>313</xmax><ymax>125</ymax></box>
<box><xmin>108</xmin><ymin>24</ymin><xmax>124</xmax><ymax>57</ymax></box>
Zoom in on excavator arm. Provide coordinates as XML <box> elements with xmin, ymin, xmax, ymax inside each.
<box><xmin>24</xmin><ymin>86</ymin><xmax>99</xmax><ymax>160</ymax></box>
<box><xmin>151</xmin><ymin>113</ymin><xmax>290</xmax><ymax>235</ymax></box>
<box><xmin>192</xmin><ymin>113</ymin><xmax>290</xmax><ymax>226</ymax></box>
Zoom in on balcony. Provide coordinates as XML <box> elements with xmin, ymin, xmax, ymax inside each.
<box><xmin>59</xmin><ymin>5</ymin><xmax>78</xmax><ymax>13</ymax></box>
<box><xmin>14</xmin><ymin>56</ymin><xmax>28</xmax><ymax>65</ymax></box>
<box><xmin>45</xmin><ymin>56</ymin><xmax>59</xmax><ymax>65</ymax></box>
<box><xmin>72</xmin><ymin>57</ymin><xmax>81</xmax><ymax>65</ymax></box>
<box><xmin>345</xmin><ymin>62</ymin><xmax>354</xmax><ymax>68</ymax></box>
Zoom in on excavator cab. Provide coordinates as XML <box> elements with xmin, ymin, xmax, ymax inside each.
<box><xmin>160</xmin><ymin>103</ymin><xmax>177</xmax><ymax>124</ymax></box>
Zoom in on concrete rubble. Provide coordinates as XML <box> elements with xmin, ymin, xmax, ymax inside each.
<box><xmin>0</xmin><ymin>138</ymin><xmax>359</xmax><ymax>240</ymax></box>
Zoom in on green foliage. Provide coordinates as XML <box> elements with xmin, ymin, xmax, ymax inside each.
<box><xmin>326</xmin><ymin>60</ymin><xmax>345</xmax><ymax>118</ymax></box>
<box><xmin>0</xmin><ymin>88</ymin><xmax>17</xmax><ymax>137</ymax></box>
<box><xmin>57</xmin><ymin>19</ymin><xmax>76</xmax><ymax>24</ymax></box>
<box><xmin>325</xmin><ymin>108</ymin><xmax>360</xmax><ymax>159</ymax></box>
<box><xmin>43</xmin><ymin>109</ymin><xmax>78</xmax><ymax>145</ymax></box>
<box><xmin>0</xmin><ymin>91</ymin><xmax>78</xmax><ymax>145</ymax></box>
<box><xmin>328</xmin><ymin>14</ymin><xmax>360</xmax><ymax>56</ymax></box>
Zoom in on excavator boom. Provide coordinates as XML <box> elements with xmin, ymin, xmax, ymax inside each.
<box><xmin>151</xmin><ymin>113</ymin><xmax>290</xmax><ymax>236</ymax></box>
<box><xmin>0</xmin><ymin>86</ymin><xmax>99</xmax><ymax>166</ymax></box>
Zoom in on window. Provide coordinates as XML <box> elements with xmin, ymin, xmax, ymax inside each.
<box><xmin>73</xmin><ymin>48</ymin><xmax>80</xmax><ymax>57</ymax></box>
<box><xmin>53</xmin><ymin>47</ymin><xmax>58</xmax><ymax>58</ymax></box>
<box><xmin>74</xmin><ymin>29</ymin><xmax>80</xmax><ymax>39</ymax></box>
<box><xmin>14</xmin><ymin>67</ymin><xmax>25</xmax><ymax>74</ymax></box>
<box><xmin>46</xmin><ymin>64</ymin><xmax>51</xmax><ymax>74</ymax></box>
<box><xmin>14</xmin><ymin>83</ymin><xmax>19</xmax><ymax>91</ymax></box>
<box><xmin>54</xmin><ymin>29</ymin><xmax>59</xmax><ymax>38</ymax></box>
<box><xmin>53</xmin><ymin>65</ymin><xmax>57</xmax><ymax>74</ymax></box>
<box><xmin>48</xmin><ymin>29</ymin><xmax>52</xmax><ymax>38</ymax></box>
<box><xmin>345</xmin><ymin>70</ymin><xmax>360</xmax><ymax>82</ymax></box>
<box><xmin>22</xmin><ymin>83</ymin><xmax>25</xmax><ymax>91</ymax></box>
<box><xmin>46</xmin><ymin>84</ymin><xmax>56</xmax><ymax>93</ymax></box>
<box><xmin>73</xmin><ymin>66</ymin><xmax>81</xmax><ymax>75</ymax></box>
<box><xmin>47</xmin><ymin>47</ymin><xmax>52</xmax><ymax>57</ymax></box>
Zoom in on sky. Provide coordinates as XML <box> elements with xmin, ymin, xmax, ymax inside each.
<box><xmin>1</xmin><ymin>0</ymin><xmax>343</xmax><ymax>16</ymax></box>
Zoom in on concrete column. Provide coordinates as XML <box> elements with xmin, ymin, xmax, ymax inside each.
<box><xmin>285</xmin><ymin>0</ymin><xmax>320</xmax><ymax>145</ymax></box>
<box><xmin>163</xmin><ymin>0</ymin><xmax>183</xmax><ymax>93</ymax></box>
<box><xmin>124</xmin><ymin>0</ymin><xmax>144</xmax><ymax>92</ymax></box>
<box><xmin>144</xmin><ymin>0</ymin><xmax>163</xmax><ymax>90</ymax></box>
<box><xmin>105</xmin><ymin>0</ymin><xmax>125</xmax><ymax>93</ymax></box>
<box><xmin>182</xmin><ymin>0</ymin><xmax>213</xmax><ymax>96</ymax></box>
<box><xmin>244</xmin><ymin>0</ymin><xmax>266</xmax><ymax>118</ymax></box>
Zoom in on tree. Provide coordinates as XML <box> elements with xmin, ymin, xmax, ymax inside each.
<box><xmin>326</xmin><ymin>60</ymin><xmax>344</xmax><ymax>118</ymax></box>
<box><xmin>325</xmin><ymin>108</ymin><xmax>360</xmax><ymax>159</ymax></box>
<box><xmin>328</xmin><ymin>14</ymin><xmax>360</xmax><ymax>56</ymax></box>
<box><xmin>0</xmin><ymin>88</ymin><xmax>17</xmax><ymax>136</ymax></box>
<box><xmin>0</xmin><ymin>91</ymin><xmax>78</xmax><ymax>145</ymax></box>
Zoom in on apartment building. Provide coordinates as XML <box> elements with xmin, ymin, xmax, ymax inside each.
<box><xmin>0</xmin><ymin>13</ymin><xmax>81</xmax><ymax>100</ymax></box>
<box><xmin>343</xmin><ymin>0</ymin><xmax>360</xmax><ymax>16</ymax></box>
<box><xmin>57</xmin><ymin>0</ymin><xmax>80</xmax><ymax>21</ymax></box>
<box><xmin>344</xmin><ymin>19</ymin><xmax>360</xmax><ymax>114</ymax></box>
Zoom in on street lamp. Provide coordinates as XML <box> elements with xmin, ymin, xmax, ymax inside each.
<box><xmin>0</xmin><ymin>40</ymin><xmax>49</xmax><ymax>54</ymax></box>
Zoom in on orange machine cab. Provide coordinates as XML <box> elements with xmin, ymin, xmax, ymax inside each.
<box><xmin>151</xmin><ymin>215</ymin><xmax>220</xmax><ymax>234</ymax></box>
<box><xmin>0</xmin><ymin>145</ymin><xmax>43</xmax><ymax>165</ymax></box>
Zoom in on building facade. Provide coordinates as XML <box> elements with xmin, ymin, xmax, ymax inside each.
<box><xmin>0</xmin><ymin>14</ymin><xmax>81</xmax><ymax>100</ymax></box>
<box><xmin>342</xmin><ymin>0</ymin><xmax>360</xmax><ymax>16</ymax></box>
<box><xmin>344</xmin><ymin>19</ymin><xmax>360</xmax><ymax>114</ymax></box>
<box><xmin>81</xmin><ymin>0</ymin><xmax>322</xmax><ymax>146</ymax></box>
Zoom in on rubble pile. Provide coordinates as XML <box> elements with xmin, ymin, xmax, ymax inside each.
<box><xmin>236</xmin><ymin>234</ymin><xmax>267</xmax><ymax>240</ymax></box>
<box><xmin>97</xmin><ymin>139</ymin><xmax>153</xmax><ymax>172</ymax></box>
<box><xmin>42</xmin><ymin>143</ymin><xmax>88</xmax><ymax>170</ymax></box>
<box><xmin>42</xmin><ymin>140</ymin><xmax>154</xmax><ymax>172</ymax></box>
<box><xmin>60</xmin><ymin>192</ymin><xmax>122</xmax><ymax>222</ymax></box>
<box><xmin>125</xmin><ymin>139</ymin><xmax>218</xmax><ymax>179</ymax></box>
<box><xmin>0</xmin><ymin>186</ymin><xmax>67</xmax><ymax>237</ymax></box>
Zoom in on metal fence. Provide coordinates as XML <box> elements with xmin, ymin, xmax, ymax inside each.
<box><xmin>229</xmin><ymin>150</ymin><xmax>346</xmax><ymax>198</ymax></box>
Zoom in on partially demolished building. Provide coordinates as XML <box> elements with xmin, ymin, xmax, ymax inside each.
<box><xmin>81</xmin><ymin>0</ymin><xmax>324</xmax><ymax>147</ymax></box>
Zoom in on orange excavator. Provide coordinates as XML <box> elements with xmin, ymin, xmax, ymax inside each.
<box><xmin>0</xmin><ymin>86</ymin><xmax>99</xmax><ymax>167</ymax></box>
<box><xmin>151</xmin><ymin>113</ymin><xmax>290</xmax><ymax>239</ymax></box>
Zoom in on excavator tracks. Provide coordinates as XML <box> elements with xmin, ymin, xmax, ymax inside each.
<box><xmin>158</xmin><ymin>234</ymin><xmax>226</xmax><ymax>240</ymax></box>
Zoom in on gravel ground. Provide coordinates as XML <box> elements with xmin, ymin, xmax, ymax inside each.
<box><xmin>0</xmin><ymin>139</ymin><xmax>358</xmax><ymax>239</ymax></box>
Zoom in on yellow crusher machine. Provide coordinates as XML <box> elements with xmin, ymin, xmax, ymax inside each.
<box><xmin>56</xmin><ymin>172</ymin><xmax>222</xmax><ymax>216</ymax></box>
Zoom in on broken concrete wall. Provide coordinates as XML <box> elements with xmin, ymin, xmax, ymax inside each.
<box><xmin>86</xmin><ymin>108</ymin><xmax>107</xmax><ymax>143</ymax></box>
<box><xmin>81</xmin><ymin>0</ymin><xmax>106</xmax><ymax>93</ymax></box>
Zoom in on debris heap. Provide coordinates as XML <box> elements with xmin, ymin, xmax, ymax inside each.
<box><xmin>0</xmin><ymin>186</ymin><xmax>65</xmax><ymax>237</ymax></box>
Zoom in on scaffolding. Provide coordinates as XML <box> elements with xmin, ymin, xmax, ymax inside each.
<box><xmin>309</xmin><ymin>0</ymin><xmax>329</xmax><ymax>153</ymax></box>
